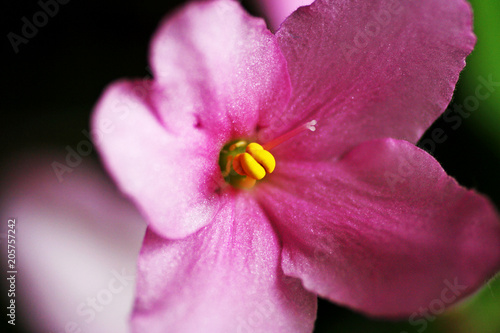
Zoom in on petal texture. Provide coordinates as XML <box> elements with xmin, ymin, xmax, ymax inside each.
<box><xmin>93</xmin><ymin>81</ymin><xmax>221</xmax><ymax>239</ymax></box>
<box><xmin>151</xmin><ymin>0</ymin><xmax>291</xmax><ymax>140</ymax></box>
<box><xmin>258</xmin><ymin>138</ymin><xmax>500</xmax><ymax>316</ymax></box>
<box><xmin>132</xmin><ymin>193</ymin><xmax>316</xmax><ymax>333</ymax></box>
<box><xmin>259</xmin><ymin>0</ymin><xmax>476</xmax><ymax>160</ymax></box>
<box><xmin>255</xmin><ymin>0</ymin><xmax>314</xmax><ymax>31</ymax></box>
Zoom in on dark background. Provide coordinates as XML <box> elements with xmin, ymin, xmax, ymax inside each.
<box><xmin>2</xmin><ymin>0</ymin><xmax>500</xmax><ymax>332</ymax></box>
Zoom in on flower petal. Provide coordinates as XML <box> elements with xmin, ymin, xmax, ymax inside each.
<box><xmin>93</xmin><ymin>80</ymin><xmax>222</xmax><ymax>239</ymax></box>
<box><xmin>150</xmin><ymin>0</ymin><xmax>291</xmax><ymax>139</ymax></box>
<box><xmin>0</xmin><ymin>152</ymin><xmax>145</xmax><ymax>333</ymax></box>
<box><xmin>259</xmin><ymin>0</ymin><xmax>475</xmax><ymax>160</ymax></box>
<box><xmin>254</xmin><ymin>0</ymin><xmax>314</xmax><ymax>31</ymax></box>
<box><xmin>132</xmin><ymin>194</ymin><xmax>316</xmax><ymax>333</ymax></box>
<box><xmin>258</xmin><ymin>138</ymin><xmax>500</xmax><ymax>316</ymax></box>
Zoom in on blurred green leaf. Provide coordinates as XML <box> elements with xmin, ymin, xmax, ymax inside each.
<box><xmin>460</xmin><ymin>0</ymin><xmax>500</xmax><ymax>148</ymax></box>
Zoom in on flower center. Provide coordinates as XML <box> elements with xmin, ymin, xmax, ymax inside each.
<box><xmin>219</xmin><ymin>120</ymin><xmax>317</xmax><ymax>189</ymax></box>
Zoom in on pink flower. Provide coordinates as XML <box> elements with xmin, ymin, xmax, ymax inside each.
<box><xmin>93</xmin><ymin>0</ymin><xmax>500</xmax><ymax>332</ymax></box>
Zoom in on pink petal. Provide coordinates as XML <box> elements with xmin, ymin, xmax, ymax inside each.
<box><xmin>132</xmin><ymin>194</ymin><xmax>316</xmax><ymax>333</ymax></box>
<box><xmin>150</xmin><ymin>0</ymin><xmax>291</xmax><ymax>139</ymax></box>
<box><xmin>93</xmin><ymin>80</ymin><xmax>222</xmax><ymax>239</ymax></box>
<box><xmin>254</xmin><ymin>0</ymin><xmax>314</xmax><ymax>31</ymax></box>
<box><xmin>259</xmin><ymin>0</ymin><xmax>476</xmax><ymax>160</ymax></box>
<box><xmin>1</xmin><ymin>152</ymin><xmax>145</xmax><ymax>333</ymax></box>
<box><xmin>258</xmin><ymin>138</ymin><xmax>500</xmax><ymax>317</ymax></box>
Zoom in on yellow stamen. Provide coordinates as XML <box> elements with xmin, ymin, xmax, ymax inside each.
<box><xmin>231</xmin><ymin>143</ymin><xmax>276</xmax><ymax>181</ymax></box>
<box><xmin>240</xmin><ymin>152</ymin><xmax>266</xmax><ymax>180</ymax></box>
<box><xmin>246</xmin><ymin>143</ymin><xmax>275</xmax><ymax>173</ymax></box>
<box><xmin>221</xmin><ymin>155</ymin><xmax>234</xmax><ymax>177</ymax></box>
<box><xmin>232</xmin><ymin>154</ymin><xmax>247</xmax><ymax>176</ymax></box>
<box><xmin>229</xmin><ymin>141</ymin><xmax>247</xmax><ymax>151</ymax></box>
<box><xmin>218</xmin><ymin>120</ymin><xmax>317</xmax><ymax>189</ymax></box>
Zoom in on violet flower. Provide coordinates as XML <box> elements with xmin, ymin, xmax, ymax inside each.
<box><xmin>93</xmin><ymin>0</ymin><xmax>500</xmax><ymax>331</ymax></box>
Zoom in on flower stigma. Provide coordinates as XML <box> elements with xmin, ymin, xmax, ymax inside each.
<box><xmin>219</xmin><ymin>120</ymin><xmax>317</xmax><ymax>189</ymax></box>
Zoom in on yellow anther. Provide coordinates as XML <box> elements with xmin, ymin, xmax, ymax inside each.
<box><xmin>241</xmin><ymin>152</ymin><xmax>266</xmax><ymax>180</ymax></box>
<box><xmin>232</xmin><ymin>154</ymin><xmax>247</xmax><ymax>176</ymax></box>
<box><xmin>231</xmin><ymin>143</ymin><xmax>276</xmax><ymax>181</ymax></box>
<box><xmin>221</xmin><ymin>155</ymin><xmax>234</xmax><ymax>177</ymax></box>
<box><xmin>229</xmin><ymin>141</ymin><xmax>247</xmax><ymax>151</ymax></box>
<box><xmin>220</xmin><ymin>121</ymin><xmax>315</xmax><ymax>189</ymax></box>
<box><xmin>246</xmin><ymin>142</ymin><xmax>264</xmax><ymax>154</ymax></box>
<box><xmin>246</xmin><ymin>143</ymin><xmax>275</xmax><ymax>174</ymax></box>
